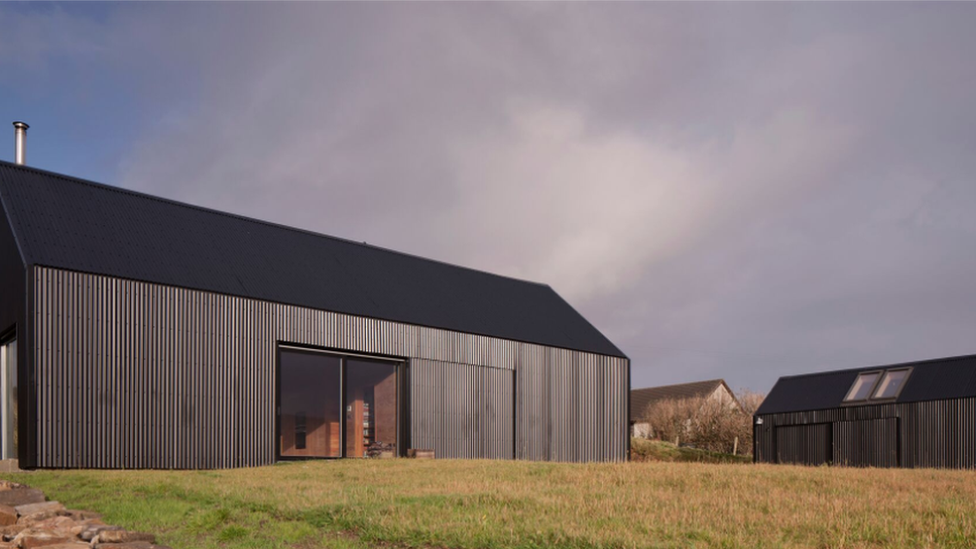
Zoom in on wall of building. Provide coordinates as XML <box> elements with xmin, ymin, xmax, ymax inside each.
<box><xmin>29</xmin><ymin>266</ymin><xmax>628</xmax><ymax>468</ymax></box>
<box><xmin>630</xmin><ymin>422</ymin><xmax>651</xmax><ymax>438</ymax></box>
<box><xmin>0</xmin><ymin>206</ymin><xmax>30</xmax><ymax>464</ymax></box>
<box><xmin>755</xmin><ymin>397</ymin><xmax>976</xmax><ymax>468</ymax></box>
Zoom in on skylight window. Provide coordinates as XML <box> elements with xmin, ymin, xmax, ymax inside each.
<box><xmin>872</xmin><ymin>368</ymin><xmax>911</xmax><ymax>400</ymax></box>
<box><xmin>844</xmin><ymin>371</ymin><xmax>881</xmax><ymax>402</ymax></box>
<box><xmin>843</xmin><ymin>367</ymin><xmax>914</xmax><ymax>404</ymax></box>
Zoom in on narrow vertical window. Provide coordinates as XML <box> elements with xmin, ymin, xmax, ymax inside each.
<box><xmin>0</xmin><ymin>337</ymin><xmax>16</xmax><ymax>460</ymax></box>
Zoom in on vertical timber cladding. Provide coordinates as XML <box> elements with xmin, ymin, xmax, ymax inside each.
<box><xmin>757</xmin><ymin>398</ymin><xmax>976</xmax><ymax>468</ymax></box>
<box><xmin>832</xmin><ymin>418</ymin><xmax>898</xmax><ymax>467</ymax></box>
<box><xmin>775</xmin><ymin>424</ymin><xmax>830</xmax><ymax>465</ymax></box>
<box><xmin>410</xmin><ymin>359</ymin><xmax>513</xmax><ymax>459</ymax></box>
<box><xmin>515</xmin><ymin>345</ymin><xmax>548</xmax><ymax>461</ymax></box>
<box><xmin>33</xmin><ymin>266</ymin><xmax>629</xmax><ymax>468</ymax></box>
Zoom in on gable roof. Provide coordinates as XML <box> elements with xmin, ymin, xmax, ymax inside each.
<box><xmin>0</xmin><ymin>161</ymin><xmax>624</xmax><ymax>358</ymax></box>
<box><xmin>629</xmin><ymin>379</ymin><xmax>732</xmax><ymax>421</ymax></box>
<box><xmin>756</xmin><ymin>353</ymin><xmax>976</xmax><ymax>415</ymax></box>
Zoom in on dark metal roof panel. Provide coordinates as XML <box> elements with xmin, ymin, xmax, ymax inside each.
<box><xmin>757</xmin><ymin>354</ymin><xmax>976</xmax><ymax>415</ymax></box>
<box><xmin>0</xmin><ymin>161</ymin><xmax>625</xmax><ymax>357</ymax></box>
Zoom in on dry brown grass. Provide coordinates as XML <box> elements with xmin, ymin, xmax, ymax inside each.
<box><xmin>5</xmin><ymin>458</ymin><xmax>976</xmax><ymax>548</ymax></box>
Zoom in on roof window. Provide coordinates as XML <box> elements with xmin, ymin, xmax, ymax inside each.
<box><xmin>844</xmin><ymin>371</ymin><xmax>881</xmax><ymax>402</ymax></box>
<box><xmin>843</xmin><ymin>367</ymin><xmax>913</xmax><ymax>403</ymax></box>
<box><xmin>872</xmin><ymin>368</ymin><xmax>911</xmax><ymax>400</ymax></box>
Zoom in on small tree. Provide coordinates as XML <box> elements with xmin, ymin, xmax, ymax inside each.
<box><xmin>641</xmin><ymin>389</ymin><xmax>766</xmax><ymax>455</ymax></box>
<box><xmin>642</xmin><ymin>397</ymin><xmax>703</xmax><ymax>445</ymax></box>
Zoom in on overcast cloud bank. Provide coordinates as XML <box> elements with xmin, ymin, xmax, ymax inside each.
<box><xmin>2</xmin><ymin>3</ymin><xmax>976</xmax><ymax>391</ymax></box>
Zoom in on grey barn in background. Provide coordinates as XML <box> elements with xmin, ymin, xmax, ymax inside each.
<box><xmin>0</xmin><ymin>160</ymin><xmax>629</xmax><ymax>469</ymax></box>
<box><xmin>755</xmin><ymin>354</ymin><xmax>976</xmax><ymax>469</ymax></box>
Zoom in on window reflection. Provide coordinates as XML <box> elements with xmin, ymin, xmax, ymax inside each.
<box><xmin>1</xmin><ymin>338</ymin><xmax>15</xmax><ymax>460</ymax></box>
<box><xmin>345</xmin><ymin>359</ymin><xmax>397</xmax><ymax>458</ymax></box>
<box><xmin>279</xmin><ymin>351</ymin><xmax>341</xmax><ymax>458</ymax></box>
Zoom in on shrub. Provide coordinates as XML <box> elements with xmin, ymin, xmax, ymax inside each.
<box><xmin>640</xmin><ymin>389</ymin><xmax>765</xmax><ymax>455</ymax></box>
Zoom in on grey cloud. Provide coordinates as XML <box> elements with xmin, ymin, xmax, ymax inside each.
<box><xmin>8</xmin><ymin>2</ymin><xmax>976</xmax><ymax>392</ymax></box>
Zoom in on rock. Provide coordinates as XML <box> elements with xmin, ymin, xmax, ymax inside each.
<box><xmin>0</xmin><ymin>483</ymin><xmax>162</xmax><ymax>549</ymax></box>
<box><xmin>0</xmin><ymin>491</ymin><xmax>44</xmax><ymax>508</ymax></box>
<box><xmin>14</xmin><ymin>502</ymin><xmax>64</xmax><ymax>519</ymax></box>
<box><xmin>15</xmin><ymin>532</ymin><xmax>70</xmax><ymax>548</ymax></box>
<box><xmin>79</xmin><ymin>525</ymin><xmax>119</xmax><ymax>542</ymax></box>
<box><xmin>0</xmin><ymin>482</ymin><xmax>26</xmax><ymax>492</ymax></box>
<box><xmin>16</xmin><ymin>513</ymin><xmax>63</xmax><ymax>527</ymax></box>
<box><xmin>96</xmin><ymin>530</ymin><xmax>155</xmax><ymax>544</ymax></box>
<box><xmin>0</xmin><ymin>506</ymin><xmax>16</xmax><ymax>526</ymax></box>
<box><xmin>20</xmin><ymin>517</ymin><xmax>78</xmax><ymax>538</ymax></box>
<box><xmin>65</xmin><ymin>520</ymin><xmax>99</xmax><ymax>538</ymax></box>
<box><xmin>55</xmin><ymin>510</ymin><xmax>99</xmax><ymax>522</ymax></box>
<box><xmin>0</xmin><ymin>523</ymin><xmax>26</xmax><ymax>540</ymax></box>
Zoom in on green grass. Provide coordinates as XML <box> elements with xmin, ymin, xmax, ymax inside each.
<box><xmin>629</xmin><ymin>438</ymin><xmax>752</xmax><ymax>464</ymax></box>
<box><xmin>3</xmin><ymin>452</ymin><xmax>976</xmax><ymax>549</ymax></box>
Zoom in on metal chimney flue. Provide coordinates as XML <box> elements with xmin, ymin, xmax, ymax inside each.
<box><xmin>13</xmin><ymin>121</ymin><xmax>28</xmax><ymax>165</ymax></box>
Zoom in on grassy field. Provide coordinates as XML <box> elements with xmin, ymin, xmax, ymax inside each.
<box><xmin>629</xmin><ymin>439</ymin><xmax>751</xmax><ymax>464</ymax></box>
<box><xmin>3</xmin><ymin>451</ymin><xmax>976</xmax><ymax>549</ymax></box>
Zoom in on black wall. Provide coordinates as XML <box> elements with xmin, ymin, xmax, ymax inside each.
<box><xmin>27</xmin><ymin>266</ymin><xmax>629</xmax><ymax>468</ymax></box>
<box><xmin>0</xmin><ymin>203</ymin><xmax>29</xmax><ymax>466</ymax></box>
<box><xmin>755</xmin><ymin>397</ymin><xmax>976</xmax><ymax>469</ymax></box>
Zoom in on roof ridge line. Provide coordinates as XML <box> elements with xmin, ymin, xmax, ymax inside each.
<box><xmin>777</xmin><ymin>353</ymin><xmax>976</xmax><ymax>381</ymax></box>
<box><xmin>632</xmin><ymin>379</ymin><xmax>724</xmax><ymax>392</ymax></box>
<box><xmin>0</xmin><ymin>160</ymin><xmax>551</xmax><ymax>289</ymax></box>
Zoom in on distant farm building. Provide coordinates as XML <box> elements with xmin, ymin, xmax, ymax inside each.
<box><xmin>755</xmin><ymin>354</ymin><xmax>976</xmax><ymax>468</ymax></box>
<box><xmin>630</xmin><ymin>379</ymin><xmax>739</xmax><ymax>438</ymax></box>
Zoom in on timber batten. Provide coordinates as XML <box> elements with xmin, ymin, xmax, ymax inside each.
<box><xmin>33</xmin><ymin>266</ymin><xmax>628</xmax><ymax>468</ymax></box>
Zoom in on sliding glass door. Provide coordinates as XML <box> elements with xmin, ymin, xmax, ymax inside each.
<box><xmin>279</xmin><ymin>350</ymin><xmax>342</xmax><ymax>458</ymax></box>
<box><xmin>278</xmin><ymin>347</ymin><xmax>399</xmax><ymax>459</ymax></box>
<box><xmin>345</xmin><ymin>359</ymin><xmax>397</xmax><ymax>458</ymax></box>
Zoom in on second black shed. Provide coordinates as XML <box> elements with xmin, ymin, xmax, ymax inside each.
<box><xmin>755</xmin><ymin>354</ymin><xmax>976</xmax><ymax>469</ymax></box>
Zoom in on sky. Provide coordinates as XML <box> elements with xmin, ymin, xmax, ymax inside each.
<box><xmin>2</xmin><ymin>2</ymin><xmax>976</xmax><ymax>394</ymax></box>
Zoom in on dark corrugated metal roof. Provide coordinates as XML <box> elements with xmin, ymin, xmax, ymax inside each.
<box><xmin>757</xmin><ymin>354</ymin><xmax>976</xmax><ymax>415</ymax></box>
<box><xmin>0</xmin><ymin>161</ymin><xmax>624</xmax><ymax>358</ymax></box>
<box><xmin>630</xmin><ymin>379</ymin><xmax>730</xmax><ymax>421</ymax></box>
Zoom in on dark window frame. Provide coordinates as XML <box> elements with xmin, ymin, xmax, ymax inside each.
<box><xmin>275</xmin><ymin>343</ymin><xmax>405</xmax><ymax>461</ymax></box>
<box><xmin>870</xmin><ymin>367</ymin><xmax>913</xmax><ymax>401</ymax></box>
<box><xmin>842</xmin><ymin>370</ymin><xmax>883</xmax><ymax>404</ymax></box>
<box><xmin>842</xmin><ymin>367</ymin><xmax>914</xmax><ymax>406</ymax></box>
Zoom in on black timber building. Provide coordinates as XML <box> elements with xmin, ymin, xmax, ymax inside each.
<box><xmin>755</xmin><ymin>354</ymin><xmax>976</xmax><ymax>468</ymax></box>
<box><xmin>0</xmin><ymin>160</ymin><xmax>629</xmax><ymax>468</ymax></box>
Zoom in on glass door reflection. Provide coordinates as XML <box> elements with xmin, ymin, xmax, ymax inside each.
<box><xmin>345</xmin><ymin>359</ymin><xmax>397</xmax><ymax>458</ymax></box>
